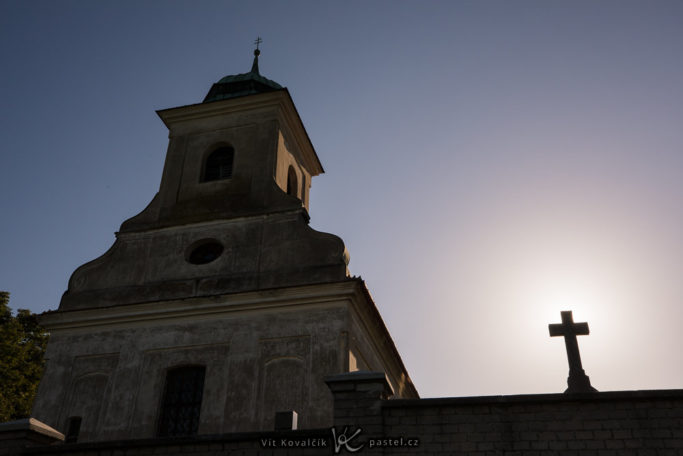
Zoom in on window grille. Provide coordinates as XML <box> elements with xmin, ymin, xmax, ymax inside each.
<box><xmin>157</xmin><ymin>366</ymin><xmax>206</xmax><ymax>437</ymax></box>
<box><xmin>203</xmin><ymin>147</ymin><xmax>234</xmax><ymax>182</ymax></box>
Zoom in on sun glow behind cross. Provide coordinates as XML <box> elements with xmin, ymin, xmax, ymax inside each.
<box><xmin>417</xmin><ymin>196</ymin><xmax>655</xmax><ymax>393</ymax></box>
<box><xmin>527</xmin><ymin>276</ymin><xmax>607</xmax><ymax>330</ymax></box>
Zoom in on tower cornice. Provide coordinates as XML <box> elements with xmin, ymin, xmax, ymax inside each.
<box><xmin>157</xmin><ymin>89</ymin><xmax>323</xmax><ymax>175</ymax></box>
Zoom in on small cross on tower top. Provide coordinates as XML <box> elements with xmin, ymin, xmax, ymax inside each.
<box><xmin>549</xmin><ymin>311</ymin><xmax>598</xmax><ymax>394</ymax></box>
<box><xmin>251</xmin><ymin>37</ymin><xmax>263</xmax><ymax>73</ymax></box>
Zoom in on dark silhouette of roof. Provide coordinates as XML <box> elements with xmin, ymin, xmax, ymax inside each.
<box><xmin>203</xmin><ymin>48</ymin><xmax>282</xmax><ymax>103</ymax></box>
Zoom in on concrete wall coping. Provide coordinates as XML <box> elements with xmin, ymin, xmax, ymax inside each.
<box><xmin>0</xmin><ymin>418</ymin><xmax>65</xmax><ymax>441</ymax></box>
<box><xmin>325</xmin><ymin>371</ymin><xmax>390</xmax><ymax>384</ymax></box>
<box><xmin>383</xmin><ymin>388</ymin><xmax>683</xmax><ymax>408</ymax></box>
<box><xmin>22</xmin><ymin>428</ymin><xmax>330</xmax><ymax>454</ymax></box>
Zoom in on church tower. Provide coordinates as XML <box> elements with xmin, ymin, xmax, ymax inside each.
<box><xmin>31</xmin><ymin>47</ymin><xmax>417</xmax><ymax>443</ymax></box>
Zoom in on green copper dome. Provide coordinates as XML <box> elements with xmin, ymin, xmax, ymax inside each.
<box><xmin>203</xmin><ymin>50</ymin><xmax>282</xmax><ymax>103</ymax></box>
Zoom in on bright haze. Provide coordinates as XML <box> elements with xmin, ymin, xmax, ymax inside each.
<box><xmin>1</xmin><ymin>1</ymin><xmax>682</xmax><ymax>398</ymax></box>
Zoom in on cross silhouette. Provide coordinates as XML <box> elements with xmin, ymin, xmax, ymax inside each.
<box><xmin>549</xmin><ymin>311</ymin><xmax>598</xmax><ymax>393</ymax></box>
<box><xmin>251</xmin><ymin>37</ymin><xmax>262</xmax><ymax>73</ymax></box>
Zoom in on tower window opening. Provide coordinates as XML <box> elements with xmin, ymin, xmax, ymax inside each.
<box><xmin>203</xmin><ymin>147</ymin><xmax>234</xmax><ymax>182</ymax></box>
<box><xmin>286</xmin><ymin>166</ymin><xmax>298</xmax><ymax>198</ymax></box>
<box><xmin>157</xmin><ymin>366</ymin><xmax>206</xmax><ymax>437</ymax></box>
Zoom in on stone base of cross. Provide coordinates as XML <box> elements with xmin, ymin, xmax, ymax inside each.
<box><xmin>565</xmin><ymin>368</ymin><xmax>598</xmax><ymax>394</ymax></box>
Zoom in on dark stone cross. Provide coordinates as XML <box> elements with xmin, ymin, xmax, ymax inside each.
<box><xmin>549</xmin><ymin>311</ymin><xmax>598</xmax><ymax>393</ymax></box>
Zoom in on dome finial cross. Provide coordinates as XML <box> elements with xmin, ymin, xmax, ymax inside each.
<box><xmin>251</xmin><ymin>37</ymin><xmax>262</xmax><ymax>73</ymax></box>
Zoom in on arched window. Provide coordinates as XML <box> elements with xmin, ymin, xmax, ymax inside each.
<box><xmin>286</xmin><ymin>166</ymin><xmax>298</xmax><ymax>198</ymax></box>
<box><xmin>202</xmin><ymin>146</ymin><xmax>234</xmax><ymax>182</ymax></box>
<box><xmin>157</xmin><ymin>366</ymin><xmax>206</xmax><ymax>437</ymax></box>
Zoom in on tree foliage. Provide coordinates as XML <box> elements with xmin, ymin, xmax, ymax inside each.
<box><xmin>0</xmin><ymin>292</ymin><xmax>48</xmax><ymax>422</ymax></box>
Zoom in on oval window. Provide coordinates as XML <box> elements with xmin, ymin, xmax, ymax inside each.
<box><xmin>187</xmin><ymin>241</ymin><xmax>224</xmax><ymax>265</ymax></box>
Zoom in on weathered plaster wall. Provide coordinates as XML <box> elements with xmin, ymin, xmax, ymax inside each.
<box><xmin>61</xmin><ymin>211</ymin><xmax>348</xmax><ymax>310</ymax></box>
<box><xmin>35</xmin><ymin>301</ymin><xmax>348</xmax><ymax>440</ymax></box>
<box><xmin>34</xmin><ymin>282</ymin><xmax>416</xmax><ymax>443</ymax></box>
<box><xmin>275</xmin><ymin>130</ymin><xmax>311</xmax><ymax>208</ymax></box>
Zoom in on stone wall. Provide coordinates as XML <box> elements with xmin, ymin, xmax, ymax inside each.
<box><xmin>334</xmin><ymin>372</ymin><xmax>683</xmax><ymax>455</ymax></box>
<box><xmin>5</xmin><ymin>372</ymin><xmax>683</xmax><ymax>455</ymax></box>
<box><xmin>383</xmin><ymin>391</ymin><xmax>683</xmax><ymax>455</ymax></box>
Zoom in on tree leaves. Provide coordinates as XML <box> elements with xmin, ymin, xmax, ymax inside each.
<box><xmin>0</xmin><ymin>292</ymin><xmax>48</xmax><ymax>422</ymax></box>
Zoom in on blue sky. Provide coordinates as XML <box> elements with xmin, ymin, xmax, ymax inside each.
<box><xmin>2</xmin><ymin>1</ymin><xmax>683</xmax><ymax>398</ymax></box>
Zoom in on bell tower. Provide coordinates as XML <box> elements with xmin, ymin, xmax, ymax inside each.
<box><xmin>32</xmin><ymin>47</ymin><xmax>417</xmax><ymax>443</ymax></box>
<box><xmin>122</xmin><ymin>46</ymin><xmax>322</xmax><ymax>233</ymax></box>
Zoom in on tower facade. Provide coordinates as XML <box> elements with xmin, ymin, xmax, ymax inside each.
<box><xmin>32</xmin><ymin>52</ymin><xmax>417</xmax><ymax>443</ymax></box>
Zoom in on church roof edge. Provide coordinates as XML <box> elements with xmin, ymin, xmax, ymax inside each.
<box><xmin>203</xmin><ymin>48</ymin><xmax>283</xmax><ymax>103</ymax></box>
